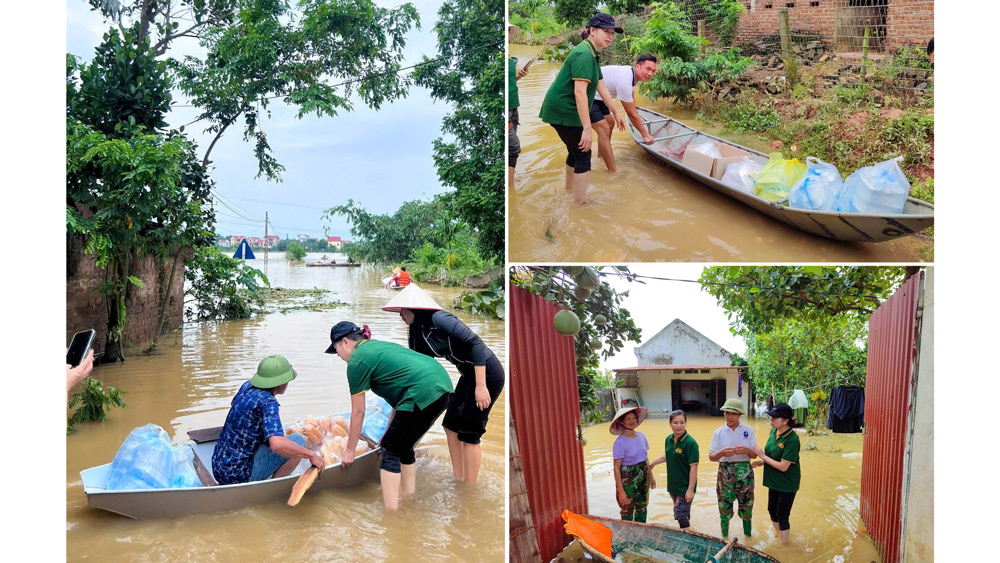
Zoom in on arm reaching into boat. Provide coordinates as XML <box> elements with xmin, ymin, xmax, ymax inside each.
<box><xmin>341</xmin><ymin>392</ymin><xmax>366</xmax><ymax>467</ymax></box>
<box><xmin>596</xmin><ymin>79</ymin><xmax>625</xmax><ymax>132</ymax></box>
<box><xmin>621</xmin><ymin>99</ymin><xmax>654</xmax><ymax>144</ymax></box>
<box><xmin>268</xmin><ymin>435</ymin><xmax>325</xmax><ymax>476</ymax></box>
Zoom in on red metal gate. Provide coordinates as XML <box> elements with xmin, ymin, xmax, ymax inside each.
<box><xmin>510</xmin><ymin>285</ymin><xmax>588</xmax><ymax>562</ymax></box>
<box><xmin>860</xmin><ymin>272</ymin><xmax>923</xmax><ymax>563</ymax></box>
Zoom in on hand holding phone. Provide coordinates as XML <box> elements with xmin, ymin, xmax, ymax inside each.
<box><xmin>67</xmin><ymin>329</ymin><xmax>96</xmax><ymax>368</ymax></box>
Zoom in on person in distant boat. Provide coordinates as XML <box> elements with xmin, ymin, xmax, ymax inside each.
<box><xmin>383</xmin><ymin>284</ymin><xmax>505</xmax><ymax>484</ymax></box>
<box><xmin>388</xmin><ymin>266</ymin><xmax>412</xmax><ymax>288</ymax></box>
<box><xmin>539</xmin><ymin>13</ymin><xmax>622</xmax><ymax>205</ymax></box>
<box><xmin>212</xmin><ymin>355</ymin><xmax>325</xmax><ymax>485</ymax></box>
<box><xmin>326</xmin><ymin>321</ymin><xmax>453</xmax><ymax>510</ymax></box>
<box><xmin>751</xmin><ymin>402</ymin><xmax>801</xmax><ymax>545</ymax></box>
<box><xmin>608</xmin><ymin>406</ymin><xmax>654</xmax><ymax>522</ymax></box>
<box><xmin>708</xmin><ymin>398</ymin><xmax>758</xmax><ymax>539</ymax></box>
<box><xmin>591</xmin><ymin>54</ymin><xmax>658</xmax><ymax>174</ymax></box>
<box><xmin>648</xmin><ymin>409</ymin><xmax>699</xmax><ymax>530</ymax></box>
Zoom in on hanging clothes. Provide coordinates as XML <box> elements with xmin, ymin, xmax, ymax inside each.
<box><xmin>826</xmin><ymin>385</ymin><xmax>865</xmax><ymax>433</ymax></box>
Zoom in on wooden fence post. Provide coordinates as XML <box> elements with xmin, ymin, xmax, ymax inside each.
<box><xmin>778</xmin><ymin>8</ymin><xmax>798</xmax><ymax>88</ymax></box>
<box><xmin>698</xmin><ymin>20</ymin><xmax>706</xmax><ymax>53</ymax></box>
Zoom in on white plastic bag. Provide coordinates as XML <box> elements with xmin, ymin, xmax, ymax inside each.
<box><xmin>835</xmin><ymin>156</ymin><xmax>911</xmax><ymax>214</ymax></box>
<box><xmin>720</xmin><ymin>156</ymin><xmax>764</xmax><ymax>194</ymax></box>
<box><xmin>788</xmin><ymin>157</ymin><xmax>843</xmax><ymax>211</ymax></box>
<box><xmin>788</xmin><ymin>389</ymin><xmax>809</xmax><ymax>409</ymax></box>
<box><xmin>691</xmin><ymin>141</ymin><xmax>723</xmax><ymax>159</ymax></box>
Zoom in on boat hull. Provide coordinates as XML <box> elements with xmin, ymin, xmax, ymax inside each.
<box><xmin>581</xmin><ymin>514</ymin><xmax>781</xmax><ymax>563</ymax></box>
<box><xmin>628</xmin><ymin>108</ymin><xmax>934</xmax><ymax>243</ymax></box>
<box><xmin>81</xmin><ymin>425</ymin><xmax>380</xmax><ymax>518</ymax></box>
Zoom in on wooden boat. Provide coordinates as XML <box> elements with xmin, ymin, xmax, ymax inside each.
<box><xmin>627</xmin><ymin>107</ymin><xmax>934</xmax><ymax>242</ymax></box>
<box><xmin>305</xmin><ymin>261</ymin><xmax>360</xmax><ymax>267</ymax></box>
<box><xmin>80</xmin><ymin>416</ymin><xmax>380</xmax><ymax>519</ymax></box>
<box><xmin>578</xmin><ymin>515</ymin><xmax>780</xmax><ymax>563</ymax></box>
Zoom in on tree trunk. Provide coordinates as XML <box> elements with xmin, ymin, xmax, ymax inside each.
<box><xmin>137</xmin><ymin>0</ymin><xmax>160</xmax><ymax>46</ymax></box>
<box><xmin>149</xmin><ymin>248</ymin><xmax>182</xmax><ymax>352</ymax></box>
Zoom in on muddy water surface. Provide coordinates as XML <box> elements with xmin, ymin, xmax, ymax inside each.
<box><xmin>66</xmin><ymin>254</ymin><xmax>505</xmax><ymax>562</ymax></box>
<box><xmin>583</xmin><ymin>415</ymin><xmax>881</xmax><ymax>563</ymax></box>
<box><xmin>509</xmin><ymin>44</ymin><xmax>926</xmax><ymax>262</ymax></box>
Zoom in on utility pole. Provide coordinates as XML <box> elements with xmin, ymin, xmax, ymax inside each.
<box><xmin>264</xmin><ymin>211</ymin><xmax>269</xmax><ymax>277</ymax></box>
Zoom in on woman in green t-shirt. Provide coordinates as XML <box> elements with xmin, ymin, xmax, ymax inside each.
<box><xmin>649</xmin><ymin>409</ymin><xmax>699</xmax><ymax>529</ymax></box>
<box><xmin>538</xmin><ymin>13</ymin><xmax>621</xmax><ymax>205</ymax></box>
<box><xmin>751</xmin><ymin>403</ymin><xmax>801</xmax><ymax>544</ymax></box>
<box><xmin>326</xmin><ymin>321</ymin><xmax>454</xmax><ymax>510</ymax></box>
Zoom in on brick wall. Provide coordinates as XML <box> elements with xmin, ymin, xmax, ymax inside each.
<box><xmin>66</xmin><ymin>238</ymin><xmax>189</xmax><ymax>360</ymax></box>
<box><xmin>734</xmin><ymin>0</ymin><xmax>932</xmax><ymax>51</ymax></box>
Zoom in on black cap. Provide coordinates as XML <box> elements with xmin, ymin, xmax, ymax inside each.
<box><xmin>325</xmin><ymin>321</ymin><xmax>361</xmax><ymax>353</ymax></box>
<box><xmin>766</xmin><ymin>402</ymin><xmax>794</xmax><ymax>420</ymax></box>
<box><xmin>588</xmin><ymin>13</ymin><xmax>624</xmax><ymax>34</ymax></box>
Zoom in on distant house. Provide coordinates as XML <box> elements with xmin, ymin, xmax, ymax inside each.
<box><xmin>247</xmin><ymin>236</ymin><xmax>264</xmax><ymax>248</ymax></box>
<box><xmin>218</xmin><ymin>238</ymin><xmax>232</xmax><ymax>247</ymax></box>
<box><xmin>229</xmin><ymin>235</ymin><xmax>246</xmax><ymax>247</ymax></box>
<box><xmin>327</xmin><ymin>236</ymin><xmax>342</xmax><ymax>250</ymax></box>
<box><xmin>266</xmin><ymin>235</ymin><xmax>279</xmax><ymax>248</ymax></box>
<box><xmin>613</xmin><ymin>319</ymin><xmax>750</xmax><ymax>418</ymax></box>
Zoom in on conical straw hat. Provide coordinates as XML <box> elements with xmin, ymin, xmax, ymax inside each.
<box><xmin>609</xmin><ymin>406</ymin><xmax>647</xmax><ymax>435</ymax></box>
<box><xmin>382</xmin><ymin>283</ymin><xmax>444</xmax><ymax>312</ymax></box>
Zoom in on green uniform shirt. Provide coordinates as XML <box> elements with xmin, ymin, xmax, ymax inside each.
<box><xmin>664</xmin><ymin>431</ymin><xmax>699</xmax><ymax>496</ymax></box>
<box><xmin>539</xmin><ymin>40</ymin><xmax>602</xmax><ymax>127</ymax></box>
<box><xmin>508</xmin><ymin>57</ymin><xmax>520</xmax><ymax>110</ymax></box>
<box><xmin>762</xmin><ymin>427</ymin><xmax>801</xmax><ymax>492</ymax></box>
<box><xmin>347</xmin><ymin>340</ymin><xmax>453</xmax><ymax>412</ymax></box>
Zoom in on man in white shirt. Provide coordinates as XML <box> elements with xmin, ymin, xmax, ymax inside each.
<box><xmin>590</xmin><ymin>54</ymin><xmax>658</xmax><ymax>174</ymax></box>
<box><xmin>708</xmin><ymin>398</ymin><xmax>758</xmax><ymax>538</ymax></box>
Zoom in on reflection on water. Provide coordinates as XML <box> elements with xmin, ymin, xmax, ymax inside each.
<box><xmin>67</xmin><ymin>254</ymin><xmax>505</xmax><ymax>562</ymax></box>
<box><xmin>509</xmin><ymin>44</ymin><xmax>926</xmax><ymax>263</ymax></box>
<box><xmin>583</xmin><ymin>415</ymin><xmax>881</xmax><ymax>562</ymax></box>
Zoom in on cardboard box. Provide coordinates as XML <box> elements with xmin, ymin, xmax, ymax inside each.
<box><xmin>681</xmin><ymin>141</ymin><xmax>759</xmax><ymax>180</ymax></box>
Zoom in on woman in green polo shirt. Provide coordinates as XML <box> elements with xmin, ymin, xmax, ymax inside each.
<box><xmin>751</xmin><ymin>403</ymin><xmax>801</xmax><ymax>544</ymax></box>
<box><xmin>325</xmin><ymin>321</ymin><xmax>454</xmax><ymax>510</ymax></box>
<box><xmin>539</xmin><ymin>13</ymin><xmax>621</xmax><ymax>205</ymax></box>
<box><xmin>649</xmin><ymin>410</ymin><xmax>699</xmax><ymax>529</ymax></box>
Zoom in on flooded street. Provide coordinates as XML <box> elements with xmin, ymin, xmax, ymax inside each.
<box><xmin>583</xmin><ymin>415</ymin><xmax>881</xmax><ymax>563</ymax></box>
<box><xmin>509</xmin><ymin>44</ymin><xmax>927</xmax><ymax>262</ymax></box>
<box><xmin>66</xmin><ymin>253</ymin><xmax>505</xmax><ymax>562</ymax></box>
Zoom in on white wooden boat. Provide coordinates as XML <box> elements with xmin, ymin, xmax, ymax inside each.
<box><xmin>628</xmin><ymin>107</ymin><xmax>934</xmax><ymax>242</ymax></box>
<box><xmin>80</xmin><ymin>417</ymin><xmax>380</xmax><ymax>519</ymax></box>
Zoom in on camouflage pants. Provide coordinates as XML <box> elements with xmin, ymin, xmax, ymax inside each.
<box><xmin>617</xmin><ymin>461</ymin><xmax>650</xmax><ymax>522</ymax></box>
<box><xmin>716</xmin><ymin>461</ymin><xmax>754</xmax><ymax>520</ymax></box>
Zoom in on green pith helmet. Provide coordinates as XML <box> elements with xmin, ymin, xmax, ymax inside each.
<box><xmin>720</xmin><ymin>398</ymin><xmax>745</xmax><ymax>415</ymax></box>
<box><xmin>250</xmin><ymin>355</ymin><xmax>297</xmax><ymax>389</ymax></box>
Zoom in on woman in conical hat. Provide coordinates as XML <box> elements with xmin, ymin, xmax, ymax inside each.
<box><xmin>383</xmin><ymin>283</ymin><xmax>505</xmax><ymax>485</ymax></box>
<box><xmin>609</xmin><ymin>406</ymin><xmax>654</xmax><ymax>522</ymax></box>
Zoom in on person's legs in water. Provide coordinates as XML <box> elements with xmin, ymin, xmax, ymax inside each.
<box><xmin>595</xmin><ymin>114</ymin><xmax>617</xmax><ymax>173</ymax></box>
<box><xmin>716</xmin><ymin>463</ymin><xmax>736</xmax><ymax>537</ymax></box>
<box><xmin>462</xmin><ymin>441</ymin><xmax>481</xmax><ymax>484</ymax></box>
<box><xmin>445</xmin><ymin>428</ymin><xmax>464</xmax><ymax>479</ymax></box>
<box><xmin>401</xmin><ymin>462</ymin><xmax>417</xmax><ymax>497</ymax></box>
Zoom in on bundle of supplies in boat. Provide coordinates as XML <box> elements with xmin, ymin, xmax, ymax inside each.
<box><xmin>693</xmin><ymin>139</ymin><xmax>914</xmax><ymax>214</ymax></box>
<box><xmin>285</xmin><ymin>395</ymin><xmax>394</xmax><ymax>467</ymax></box>
<box><xmin>106</xmin><ymin>424</ymin><xmax>201</xmax><ymax>490</ymax></box>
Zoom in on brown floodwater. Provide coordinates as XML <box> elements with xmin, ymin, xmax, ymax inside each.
<box><xmin>66</xmin><ymin>253</ymin><xmax>505</xmax><ymax>562</ymax></box>
<box><xmin>582</xmin><ymin>415</ymin><xmax>882</xmax><ymax>563</ymax></box>
<box><xmin>509</xmin><ymin>44</ymin><xmax>927</xmax><ymax>263</ymax></box>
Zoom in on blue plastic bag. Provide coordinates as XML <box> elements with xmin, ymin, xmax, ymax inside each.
<box><xmin>835</xmin><ymin>156</ymin><xmax>911</xmax><ymax>214</ymax></box>
<box><xmin>788</xmin><ymin>157</ymin><xmax>843</xmax><ymax>211</ymax></box>
<box><xmin>107</xmin><ymin>424</ymin><xmax>201</xmax><ymax>490</ymax></box>
<box><xmin>361</xmin><ymin>394</ymin><xmax>393</xmax><ymax>441</ymax></box>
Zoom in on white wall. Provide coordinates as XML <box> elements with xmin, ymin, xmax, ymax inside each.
<box><xmin>636</xmin><ymin>369</ymin><xmax>749</xmax><ymax>416</ymax></box>
<box><xmin>902</xmin><ymin>270</ymin><xmax>933</xmax><ymax>561</ymax></box>
<box><xmin>635</xmin><ymin>319</ymin><xmax>733</xmax><ymax>366</ymax></box>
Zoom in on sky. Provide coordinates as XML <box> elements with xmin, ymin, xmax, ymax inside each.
<box><xmin>65</xmin><ymin>0</ymin><xmax>455</xmax><ymax>241</ymax></box>
<box><xmin>598</xmin><ymin>264</ymin><xmax>745</xmax><ymax>371</ymax></box>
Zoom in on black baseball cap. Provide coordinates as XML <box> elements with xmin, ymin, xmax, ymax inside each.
<box><xmin>766</xmin><ymin>402</ymin><xmax>795</xmax><ymax>420</ymax></box>
<box><xmin>588</xmin><ymin>13</ymin><xmax>624</xmax><ymax>33</ymax></box>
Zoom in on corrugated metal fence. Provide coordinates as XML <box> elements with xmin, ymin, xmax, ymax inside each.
<box><xmin>509</xmin><ymin>285</ymin><xmax>588</xmax><ymax>562</ymax></box>
<box><xmin>860</xmin><ymin>271</ymin><xmax>923</xmax><ymax>563</ymax></box>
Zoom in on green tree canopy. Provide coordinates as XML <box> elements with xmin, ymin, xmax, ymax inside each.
<box><xmin>412</xmin><ymin>0</ymin><xmax>504</xmax><ymax>262</ymax></box>
<box><xmin>553</xmin><ymin>0</ymin><xmax>598</xmax><ymax>27</ymax></box>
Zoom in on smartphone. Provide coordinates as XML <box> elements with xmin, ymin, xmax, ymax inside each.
<box><xmin>67</xmin><ymin>329</ymin><xmax>96</xmax><ymax>367</ymax></box>
<box><xmin>521</xmin><ymin>58</ymin><xmax>536</xmax><ymax>70</ymax></box>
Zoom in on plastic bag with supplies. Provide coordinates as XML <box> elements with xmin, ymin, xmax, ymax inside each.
<box><xmin>720</xmin><ymin>156</ymin><xmax>764</xmax><ymax>194</ymax></box>
<box><xmin>788</xmin><ymin>157</ymin><xmax>843</xmax><ymax>211</ymax></box>
<box><xmin>107</xmin><ymin>424</ymin><xmax>201</xmax><ymax>490</ymax></box>
<box><xmin>754</xmin><ymin>153</ymin><xmax>807</xmax><ymax>202</ymax></box>
<box><xmin>834</xmin><ymin>156</ymin><xmax>911</xmax><ymax>214</ymax></box>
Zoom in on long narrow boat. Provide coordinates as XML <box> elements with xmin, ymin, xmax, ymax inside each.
<box><xmin>80</xmin><ymin>416</ymin><xmax>380</xmax><ymax>519</ymax></box>
<box><xmin>627</xmin><ymin>107</ymin><xmax>934</xmax><ymax>242</ymax></box>
<box><xmin>578</xmin><ymin>515</ymin><xmax>780</xmax><ymax>563</ymax></box>
<box><xmin>305</xmin><ymin>262</ymin><xmax>361</xmax><ymax>267</ymax></box>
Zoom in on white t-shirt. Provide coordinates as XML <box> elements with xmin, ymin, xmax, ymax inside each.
<box><xmin>708</xmin><ymin>422</ymin><xmax>757</xmax><ymax>463</ymax></box>
<box><xmin>595</xmin><ymin>65</ymin><xmax>636</xmax><ymax>103</ymax></box>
